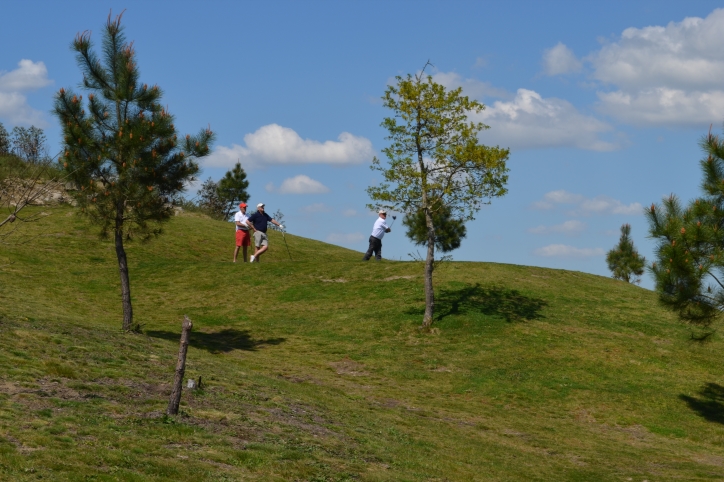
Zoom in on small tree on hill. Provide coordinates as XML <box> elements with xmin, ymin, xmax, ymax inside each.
<box><xmin>10</xmin><ymin>126</ymin><xmax>48</xmax><ymax>163</ymax></box>
<box><xmin>195</xmin><ymin>163</ymin><xmax>250</xmax><ymax>221</ymax></box>
<box><xmin>606</xmin><ymin>224</ymin><xmax>645</xmax><ymax>283</ymax></box>
<box><xmin>403</xmin><ymin>203</ymin><xmax>467</xmax><ymax>253</ymax></box>
<box><xmin>269</xmin><ymin>209</ymin><xmax>285</xmax><ymax>232</ymax></box>
<box><xmin>53</xmin><ymin>12</ymin><xmax>214</xmax><ymax>331</ymax></box>
<box><xmin>0</xmin><ymin>122</ymin><xmax>9</xmax><ymax>155</ymax></box>
<box><xmin>217</xmin><ymin>162</ymin><xmax>249</xmax><ymax>220</ymax></box>
<box><xmin>367</xmin><ymin>63</ymin><xmax>509</xmax><ymax>329</ymax></box>
<box><xmin>197</xmin><ymin>177</ymin><xmax>225</xmax><ymax>219</ymax></box>
<box><xmin>646</xmin><ymin>128</ymin><xmax>724</xmax><ymax>336</ymax></box>
<box><xmin>0</xmin><ymin>158</ymin><xmax>66</xmax><ymax>237</ymax></box>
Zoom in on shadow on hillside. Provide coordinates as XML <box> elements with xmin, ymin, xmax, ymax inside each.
<box><xmin>407</xmin><ymin>283</ymin><xmax>547</xmax><ymax>323</ymax></box>
<box><xmin>146</xmin><ymin>328</ymin><xmax>285</xmax><ymax>354</ymax></box>
<box><xmin>680</xmin><ymin>383</ymin><xmax>724</xmax><ymax>424</ymax></box>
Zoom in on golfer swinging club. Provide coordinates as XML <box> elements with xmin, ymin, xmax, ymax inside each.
<box><xmin>247</xmin><ymin>203</ymin><xmax>283</xmax><ymax>263</ymax></box>
<box><xmin>362</xmin><ymin>209</ymin><xmax>391</xmax><ymax>261</ymax></box>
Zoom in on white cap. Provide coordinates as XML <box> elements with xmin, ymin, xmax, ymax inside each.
<box><xmin>257</xmin><ymin>203</ymin><xmax>265</xmax><ymax>208</ymax></box>
<box><xmin>378</xmin><ymin>209</ymin><xmax>387</xmax><ymax>214</ymax></box>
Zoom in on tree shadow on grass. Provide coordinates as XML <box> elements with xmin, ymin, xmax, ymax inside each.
<box><xmin>680</xmin><ymin>383</ymin><xmax>724</xmax><ymax>424</ymax></box>
<box><xmin>145</xmin><ymin>328</ymin><xmax>285</xmax><ymax>354</ymax></box>
<box><xmin>407</xmin><ymin>283</ymin><xmax>548</xmax><ymax>323</ymax></box>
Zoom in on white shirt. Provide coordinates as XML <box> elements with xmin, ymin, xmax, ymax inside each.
<box><xmin>234</xmin><ymin>211</ymin><xmax>249</xmax><ymax>231</ymax></box>
<box><xmin>371</xmin><ymin>217</ymin><xmax>389</xmax><ymax>239</ymax></box>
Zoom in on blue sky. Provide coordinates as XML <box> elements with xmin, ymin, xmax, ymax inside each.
<box><xmin>3</xmin><ymin>0</ymin><xmax>724</xmax><ymax>287</ymax></box>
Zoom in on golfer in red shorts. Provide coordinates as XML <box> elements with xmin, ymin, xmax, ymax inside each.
<box><xmin>233</xmin><ymin>203</ymin><xmax>252</xmax><ymax>262</ymax></box>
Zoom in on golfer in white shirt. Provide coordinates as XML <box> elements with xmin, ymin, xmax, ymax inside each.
<box><xmin>363</xmin><ymin>209</ymin><xmax>391</xmax><ymax>261</ymax></box>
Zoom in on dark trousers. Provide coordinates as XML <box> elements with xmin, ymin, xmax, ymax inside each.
<box><xmin>363</xmin><ymin>235</ymin><xmax>382</xmax><ymax>260</ymax></box>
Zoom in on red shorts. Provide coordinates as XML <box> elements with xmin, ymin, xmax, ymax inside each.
<box><xmin>236</xmin><ymin>229</ymin><xmax>251</xmax><ymax>247</ymax></box>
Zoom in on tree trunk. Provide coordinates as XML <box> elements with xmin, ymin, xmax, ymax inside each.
<box><xmin>167</xmin><ymin>315</ymin><xmax>193</xmax><ymax>416</ymax></box>
<box><xmin>421</xmin><ymin>209</ymin><xmax>436</xmax><ymax>329</ymax></box>
<box><xmin>115</xmin><ymin>203</ymin><xmax>133</xmax><ymax>331</ymax></box>
<box><xmin>0</xmin><ymin>214</ymin><xmax>16</xmax><ymax>228</ymax></box>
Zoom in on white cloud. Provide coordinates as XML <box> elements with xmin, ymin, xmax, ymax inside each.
<box><xmin>597</xmin><ymin>88</ymin><xmax>724</xmax><ymax>126</ymax></box>
<box><xmin>532</xmin><ymin>190</ymin><xmax>642</xmax><ymax>216</ymax></box>
<box><xmin>0</xmin><ymin>92</ymin><xmax>46</xmax><ymax>126</ymax></box>
<box><xmin>0</xmin><ymin>60</ymin><xmax>52</xmax><ymax>92</ymax></box>
<box><xmin>205</xmin><ymin>124</ymin><xmax>374</xmax><ymax>170</ymax></box>
<box><xmin>475</xmin><ymin>89</ymin><xmax>619</xmax><ymax>151</ymax></box>
<box><xmin>342</xmin><ymin>209</ymin><xmax>358</xmax><ymax>217</ymax></box>
<box><xmin>430</xmin><ymin>71</ymin><xmax>509</xmax><ymax>99</ymax></box>
<box><xmin>542</xmin><ymin>43</ymin><xmax>582</xmax><ymax>76</ymax></box>
<box><xmin>579</xmin><ymin>197</ymin><xmax>642</xmax><ymax>216</ymax></box>
<box><xmin>266</xmin><ymin>175</ymin><xmax>330</xmax><ymax>195</ymax></box>
<box><xmin>528</xmin><ymin>220</ymin><xmax>586</xmax><ymax>235</ymax></box>
<box><xmin>0</xmin><ymin>60</ymin><xmax>52</xmax><ymax>127</ymax></box>
<box><xmin>327</xmin><ymin>232</ymin><xmax>365</xmax><ymax>245</ymax></box>
<box><xmin>299</xmin><ymin>203</ymin><xmax>332</xmax><ymax>213</ymax></box>
<box><xmin>589</xmin><ymin>9</ymin><xmax>724</xmax><ymax>126</ymax></box>
<box><xmin>532</xmin><ymin>190</ymin><xmax>582</xmax><ymax>210</ymax></box>
<box><xmin>534</xmin><ymin>244</ymin><xmax>605</xmax><ymax>257</ymax></box>
<box><xmin>590</xmin><ymin>10</ymin><xmax>724</xmax><ymax>91</ymax></box>
<box><xmin>399</xmin><ymin>70</ymin><xmax>619</xmax><ymax>151</ymax></box>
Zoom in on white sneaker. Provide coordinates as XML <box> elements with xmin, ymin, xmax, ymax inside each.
<box><xmin>249</xmin><ymin>255</ymin><xmax>255</xmax><ymax>263</ymax></box>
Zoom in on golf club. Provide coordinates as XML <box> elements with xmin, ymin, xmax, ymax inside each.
<box><xmin>389</xmin><ymin>215</ymin><xmax>397</xmax><ymax>227</ymax></box>
<box><xmin>280</xmin><ymin>226</ymin><xmax>293</xmax><ymax>260</ymax></box>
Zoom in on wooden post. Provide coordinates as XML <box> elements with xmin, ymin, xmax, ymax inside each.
<box><xmin>167</xmin><ymin>315</ymin><xmax>193</xmax><ymax>415</ymax></box>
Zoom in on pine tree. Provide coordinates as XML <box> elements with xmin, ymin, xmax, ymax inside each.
<box><xmin>195</xmin><ymin>163</ymin><xmax>250</xmax><ymax>221</ymax></box>
<box><xmin>217</xmin><ymin>162</ymin><xmax>249</xmax><ymax>220</ymax></box>
<box><xmin>646</xmin><ymin>129</ymin><xmax>724</xmax><ymax>334</ymax></box>
<box><xmin>53</xmin><ymin>12</ymin><xmax>214</xmax><ymax>331</ymax></box>
<box><xmin>606</xmin><ymin>224</ymin><xmax>645</xmax><ymax>283</ymax></box>
<box><xmin>403</xmin><ymin>203</ymin><xmax>467</xmax><ymax>253</ymax></box>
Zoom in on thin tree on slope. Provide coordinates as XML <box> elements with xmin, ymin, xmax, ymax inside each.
<box><xmin>54</xmin><ymin>12</ymin><xmax>214</xmax><ymax>331</ymax></box>
<box><xmin>367</xmin><ymin>64</ymin><xmax>509</xmax><ymax>329</ymax></box>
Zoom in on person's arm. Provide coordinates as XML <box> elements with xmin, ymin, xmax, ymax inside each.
<box><xmin>245</xmin><ymin>213</ymin><xmax>256</xmax><ymax>231</ymax></box>
<box><xmin>267</xmin><ymin>213</ymin><xmax>283</xmax><ymax>229</ymax></box>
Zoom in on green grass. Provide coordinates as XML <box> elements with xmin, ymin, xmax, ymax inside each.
<box><xmin>1</xmin><ymin>206</ymin><xmax>724</xmax><ymax>480</ymax></box>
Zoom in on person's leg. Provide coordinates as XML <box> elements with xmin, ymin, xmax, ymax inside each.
<box><xmin>375</xmin><ymin>238</ymin><xmax>382</xmax><ymax>260</ymax></box>
<box><xmin>234</xmin><ymin>246</ymin><xmax>240</xmax><ymax>262</ymax></box>
<box><xmin>363</xmin><ymin>236</ymin><xmax>375</xmax><ymax>260</ymax></box>
<box><xmin>255</xmin><ymin>233</ymin><xmax>269</xmax><ymax>261</ymax></box>
<box><xmin>251</xmin><ymin>232</ymin><xmax>261</xmax><ymax>262</ymax></box>
<box><xmin>255</xmin><ymin>245</ymin><xmax>268</xmax><ymax>259</ymax></box>
<box><xmin>234</xmin><ymin>231</ymin><xmax>242</xmax><ymax>262</ymax></box>
<box><xmin>252</xmin><ymin>232</ymin><xmax>268</xmax><ymax>262</ymax></box>
<box><xmin>241</xmin><ymin>230</ymin><xmax>251</xmax><ymax>262</ymax></box>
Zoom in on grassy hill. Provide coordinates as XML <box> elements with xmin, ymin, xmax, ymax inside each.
<box><xmin>1</xmin><ymin>206</ymin><xmax>724</xmax><ymax>481</ymax></box>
